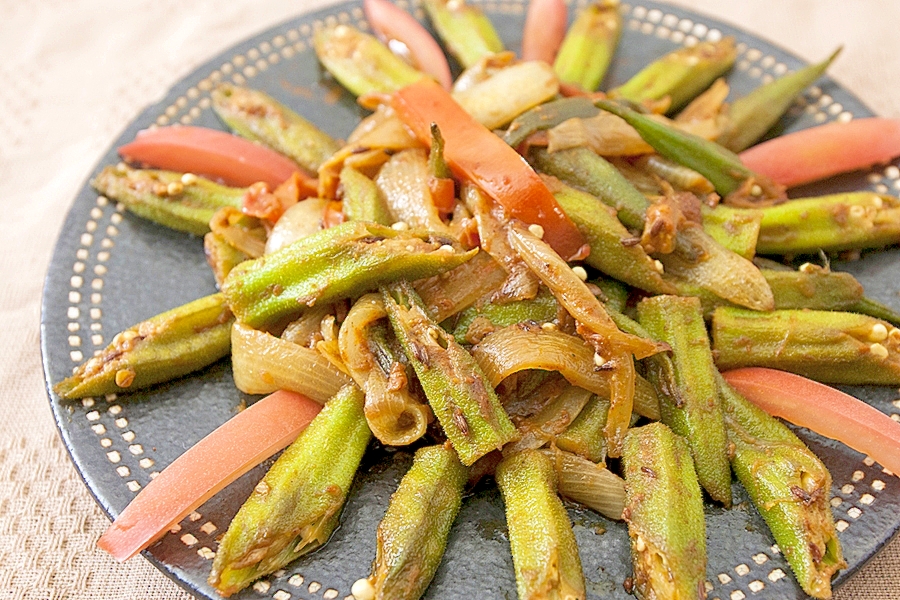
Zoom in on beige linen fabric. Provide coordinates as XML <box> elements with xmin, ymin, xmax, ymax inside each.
<box><xmin>0</xmin><ymin>0</ymin><xmax>897</xmax><ymax>598</ymax></box>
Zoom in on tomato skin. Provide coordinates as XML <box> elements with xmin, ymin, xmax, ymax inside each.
<box><xmin>393</xmin><ymin>79</ymin><xmax>586</xmax><ymax>260</ymax></box>
<box><xmin>521</xmin><ymin>0</ymin><xmax>567</xmax><ymax>64</ymax></box>
<box><xmin>119</xmin><ymin>126</ymin><xmax>309</xmax><ymax>189</ymax></box>
<box><xmin>97</xmin><ymin>390</ymin><xmax>322</xmax><ymax>562</ymax></box>
<box><xmin>739</xmin><ymin>118</ymin><xmax>900</xmax><ymax>187</ymax></box>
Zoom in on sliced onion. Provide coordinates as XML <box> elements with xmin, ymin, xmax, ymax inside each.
<box><xmin>375</xmin><ymin>148</ymin><xmax>450</xmax><ymax>233</ymax></box>
<box><xmin>414</xmin><ymin>251</ymin><xmax>509</xmax><ymax>322</ymax></box>
<box><xmin>98</xmin><ymin>390</ymin><xmax>322</xmax><ymax>562</ymax></box>
<box><xmin>722</xmin><ymin>367</ymin><xmax>900</xmax><ymax>477</ymax></box>
<box><xmin>539</xmin><ymin>448</ymin><xmax>625</xmax><ymax>520</ymax></box>
<box><xmin>265</xmin><ymin>198</ymin><xmax>330</xmax><ymax>254</ymax></box>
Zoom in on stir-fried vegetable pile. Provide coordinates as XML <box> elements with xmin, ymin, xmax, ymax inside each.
<box><xmin>56</xmin><ymin>0</ymin><xmax>900</xmax><ymax>598</ymax></box>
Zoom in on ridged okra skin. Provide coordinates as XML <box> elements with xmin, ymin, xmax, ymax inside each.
<box><xmin>54</xmin><ymin>294</ymin><xmax>233</xmax><ymax>399</ymax></box>
<box><xmin>211</xmin><ymin>84</ymin><xmax>341</xmax><ymax>173</ymax></box>
<box><xmin>339</xmin><ymin>165</ymin><xmax>393</xmax><ymax>226</ymax></box>
<box><xmin>637</xmin><ymin>295</ymin><xmax>732</xmax><ymax>506</ymax></box>
<box><xmin>422</xmin><ymin>0</ymin><xmax>504</xmax><ymax>69</ymax></box>
<box><xmin>92</xmin><ymin>164</ymin><xmax>244</xmax><ymax>235</ymax></box>
<box><xmin>756</xmin><ymin>192</ymin><xmax>900</xmax><ymax>254</ymax></box>
<box><xmin>555</xmin><ymin>395</ymin><xmax>610</xmax><ymax>464</ymax></box>
<box><xmin>717</xmin><ymin>376</ymin><xmax>845</xmax><ymax>599</ymax></box>
<box><xmin>712</xmin><ymin>307</ymin><xmax>900</xmax><ymax>385</ymax></box>
<box><xmin>383</xmin><ymin>282</ymin><xmax>518</xmax><ymax>465</ymax></box>
<box><xmin>622</xmin><ymin>422</ymin><xmax>707</xmax><ymax>600</ymax></box>
<box><xmin>222</xmin><ymin>221</ymin><xmax>476</xmax><ymax>330</ymax></box>
<box><xmin>611</xmin><ymin>38</ymin><xmax>737</xmax><ymax>113</ymax></box>
<box><xmin>553</xmin><ymin>0</ymin><xmax>622</xmax><ymax>92</ymax></box>
<box><xmin>503</xmin><ymin>97</ymin><xmax>600</xmax><ymax>149</ymax></box>
<box><xmin>369</xmin><ymin>445</ymin><xmax>468</xmax><ymax>600</ymax></box>
<box><xmin>209</xmin><ymin>385</ymin><xmax>371</xmax><ymax>596</ymax></box>
<box><xmin>495</xmin><ymin>449</ymin><xmax>586</xmax><ymax>600</ymax></box>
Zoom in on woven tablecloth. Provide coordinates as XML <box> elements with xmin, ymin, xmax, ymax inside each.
<box><xmin>2</xmin><ymin>0</ymin><xmax>899</xmax><ymax>598</ymax></box>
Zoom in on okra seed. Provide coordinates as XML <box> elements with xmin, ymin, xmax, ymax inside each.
<box><xmin>870</xmin><ymin>343</ymin><xmax>889</xmax><ymax>360</ymax></box>
<box><xmin>350</xmin><ymin>578</ymin><xmax>375</xmax><ymax>600</ymax></box>
<box><xmin>541</xmin><ymin>322</ymin><xmax>557</xmax><ymax>332</ymax></box>
<box><xmin>798</xmin><ymin>262</ymin><xmax>816</xmax><ymax>274</ymax></box>
<box><xmin>167</xmin><ymin>182</ymin><xmax>184</xmax><ymax>196</ymax></box>
<box><xmin>653</xmin><ymin>260</ymin><xmax>665</xmax><ymax>274</ymax></box>
<box><xmin>870</xmin><ymin>323</ymin><xmax>889</xmax><ymax>342</ymax></box>
<box><xmin>115</xmin><ymin>369</ymin><xmax>136</xmax><ymax>388</ymax></box>
<box><xmin>750</xmin><ymin>184</ymin><xmax>762</xmax><ymax>196</ymax></box>
<box><xmin>849</xmin><ymin>205</ymin><xmax>867</xmax><ymax>219</ymax></box>
<box><xmin>635</xmin><ymin>536</ymin><xmax>646</xmax><ymax>552</ymax></box>
<box><xmin>115</xmin><ymin>162</ymin><xmax>128</xmax><ymax>174</ymax></box>
<box><xmin>181</xmin><ymin>173</ymin><xmax>198</xmax><ymax>185</ymax></box>
<box><xmin>391</xmin><ymin>221</ymin><xmax>409</xmax><ymax>231</ymax></box>
<box><xmin>572</xmin><ymin>266</ymin><xmax>588</xmax><ymax>281</ymax></box>
<box><xmin>873</xmin><ymin>196</ymin><xmax>884</xmax><ymax>209</ymax></box>
<box><xmin>593</xmin><ymin>353</ymin><xmax>606</xmax><ymax>368</ymax></box>
<box><xmin>438</xmin><ymin>244</ymin><xmax>455</xmax><ymax>253</ymax></box>
<box><xmin>527</xmin><ymin>223</ymin><xmax>545</xmax><ymax>239</ymax></box>
<box><xmin>889</xmin><ymin>328</ymin><xmax>900</xmax><ymax>343</ymax></box>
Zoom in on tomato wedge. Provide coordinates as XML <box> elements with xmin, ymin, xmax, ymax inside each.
<box><xmin>722</xmin><ymin>367</ymin><xmax>900</xmax><ymax>477</ymax></box>
<box><xmin>97</xmin><ymin>390</ymin><xmax>322</xmax><ymax>562</ymax></box>
<box><xmin>739</xmin><ymin>118</ymin><xmax>900</xmax><ymax>187</ymax></box>
<box><xmin>119</xmin><ymin>126</ymin><xmax>311</xmax><ymax>189</ymax></box>
<box><xmin>364</xmin><ymin>0</ymin><xmax>453</xmax><ymax>90</ymax></box>
<box><xmin>392</xmin><ymin>78</ymin><xmax>586</xmax><ymax>259</ymax></box>
<box><xmin>521</xmin><ymin>0</ymin><xmax>567</xmax><ymax>64</ymax></box>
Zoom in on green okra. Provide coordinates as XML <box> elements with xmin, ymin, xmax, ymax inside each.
<box><xmin>313</xmin><ymin>24</ymin><xmax>425</xmax><ymax>97</ymax></box>
<box><xmin>594</xmin><ymin>277</ymin><xmax>629</xmax><ymax>313</ymax></box>
<box><xmin>91</xmin><ymin>164</ymin><xmax>244</xmax><ymax>236</ymax></box>
<box><xmin>551</xmin><ymin>181</ymin><xmax>677</xmax><ymax>294</ymax></box>
<box><xmin>211</xmin><ymin>84</ymin><xmax>341</xmax><ymax>173</ymax></box>
<box><xmin>369</xmin><ymin>445</ymin><xmax>468</xmax><ymax>600</ymax></box>
<box><xmin>222</xmin><ymin>221</ymin><xmax>476</xmax><ymax>330</ymax></box>
<box><xmin>495</xmin><ymin>449</ymin><xmax>586</xmax><ymax>600</ymax></box>
<box><xmin>762</xmin><ymin>265</ymin><xmax>864</xmax><ymax>311</ymax></box>
<box><xmin>204</xmin><ymin>232</ymin><xmax>250</xmax><ymax>288</ymax></box>
<box><xmin>756</xmin><ymin>192</ymin><xmax>900</xmax><ymax>254</ymax></box>
<box><xmin>54</xmin><ymin>294</ymin><xmax>232</xmax><ymax>400</ymax></box>
<box><xmin>556</xmin><ymin>395</ymin><xmax>610</xmax><ymax>464</ymax></box>
<box><xmin>594</xmin><ymin>99</ymin><xmax>785</xmax><ymax>203</ymax></box>
<box><xmin>553</xmin><ymin>0</ymin><xmax>622</xmax><ymax>92</ymax></box>
<box><xmin>637</xmin><ymin>295</ymin><xmax>732</xmax><ymax>506</ymax></box>
<box><xmin>422</xmin><ymin>0</ymin><xmax>504</xmax><ymax>69</ymax></box>
<box><xmin>503</xmin><ymin>96</ymin><xmax>600</xmax><ymax>148</ymax></box>
<box><xmin>529</xmin><ymin>146</ymin><xmax>650</xmax><ymax>230</ymax></box>
<box><xmin>717</xmin><ymin>375</ymin><xmax>846</xmax><ymax>598</ymax></box>
<box><xmin>382</xmin><ymin>282</ymin><xmax>518</xmax><ymax>465</ymax></box>
<box><xmin>717</xmin><ymin>48</ymin><xmax>841</xmax><ymax>152</ymax></box>
<box><xmin>622</xmin><ymin>422</ymin><xmax>707</xmax><ymax>600</ymax></box>
<box><xmin>339</xmin><ymin>166</ymin><xmax>393</xmax><ymax>225</ymax></box>
<box><xmin>450</xmin><ymin>287</ymin><xmax>560</xmax><ymax>344</ymax></box>
<box><xmin>633</xmin><ymin>154</ymin><xmax>715</xmax><ymax>195</ymax></box>
<box><xmin>209</xmin><ymin>385</ymin><xmax>371</xmax><ymax>596</ymax></box>
<box><xmin>850</xmin><ymin>295</ymin><xmax>900</xmax><ymax>328</ymax></box>
<box><xmin>712</xmin><ymin>306</ymin><xmax>900</xmax><ymax>385</ymax></box>
<box><xmin>612</xmin><ymin>37</ymin><xmax>737</xmax><ymax>113</ymax></box>
<box><xmin>701</xmin><ymin>204</ymin><xmax>762</xmax><ymax>260</ymax></box>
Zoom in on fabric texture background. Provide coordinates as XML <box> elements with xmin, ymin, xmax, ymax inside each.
<box><xmin>1</xmin><ymin>0</ymin><xmax>898</xmax><ymax>598</ymax></box>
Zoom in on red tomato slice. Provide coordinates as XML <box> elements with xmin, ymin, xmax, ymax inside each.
<box><xmin>722</xmin><ymin>367</ymin><xmax>900</xmax><ymax>478</ymax></box>
<box><xmin>97</xmin><ymin>390</ymin><xmax>322</xmax><ymax>562</ymax></box>
<box><xmin>739</xmin><ymin>118</ymin><xmax>900</xmax><ymax>187</ymax></box>
<box><xmin>364</xmin><ymin>0</ymin><xmax>453</xmax><ymax>90</ymax></box>
<box><xmin>392</xmin><ymin>78</ymin><xmax>586</xmax><ymax>260</ymax></box>
<box><xmin>521</xmin><ymin>0</ymin><xmax>568</xmax><ymax>64</ymax></box>
<box><xmin>119</xmin><ymin>126</ymin><xmax>310</xmax><ymax>189</ymax></box>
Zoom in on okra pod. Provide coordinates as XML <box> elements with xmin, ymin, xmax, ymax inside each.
<box><xmin>422</xmin><ymin>0</ymin><xmax>504</xmax><ymax>69</ymax></box>
<box><xmin>555</xmin><ymin>395</ymin><xmax>610</xmax><ymax>464</ymax></box>
<box><xmin>712</xmin><ymin>306</ymin><xmax>900</xmax><ymax>385</ymax></box>
<box><xmin>612</xmin><ymin>38</ymin><xmax>737</xmax><ymax>113</ymax></box>
<box><xmin>595</xmin><ymin>99</ymin><xmax>786</xmax><ymax>204</ymax></box>
<box><xmin>222</xmin><ymin>221</ymin><xmax>476</xmax><ymax>329</ymax></box>
<box><xmin>637</xmin><ymin>295</ymin><xmax>732</xmax><ymax>506</ymax></box>
<box><xmin>700</xmin><ymin>204</ymin><xmax>762</xmax><ymax>260</ymax></box>
<box><xmin>211</xmin><ymin>84</ymin><xmax>341</xmax><ymax>173</ymax></box>
<box><xmin>451</xmin><ymin>287</ymin><xmax>560</xmax><ymax>344</ymax></box>
<box><xmin>594</xmin><ymin>277</ymin><xmax>629</xmax><ymax>313</ymax></box>
<box><xmin>761</xmin><ymin>265</ymin><xmax>864</xmax><ymax>311</ymax></box>
<box><xmin>850</xmin><ymin>295</ymin><xmax>900</xmax><ymax>328</ymax></box>
<box><xmin>54</xmin><ymin>294</ymin><xmax>232</xmax><ymax>400</ymax></box>
<box><xmin>622</xmin><ymin>422</ymin><xmax>707</xmax><ymax>600</ymax></box>
<box><xmin>92</xmin><ymin>164</ymin><xmax>244</xmax><ymax>236</ymax></box>
<box><xmin>204</xmin><ymin>232</ymin><xmax>250</xmax><ymax>288</ymax></box>
<box><xmin>383</xmin><ymin>282</ymin><xmax>518</xmax><ymax>465</ymax></box>
<box><xmin>495</xmin><ymin>449</ymin><xmax>586</xmax><ymax>600</ymax></box>
<box><xmin>550</xmin><ymin>179</ymin><xmax>677</xmax><ymax>294</ymax></box>
<box><xmin>756</xmin><ymin>192</ymin><xmax>900</xmax><ymax>254</ymax></box>
<box><xmin>503</xmin><ymin>96</ymin><xmax>600</xmax><ymax>149</ymax></box>
<box><xmin>367</xmin><ymin>444</ymin><xmax>468</xmax><ymax>600</ymax></box>
<box><xmin>717</xmin><ymin>48</ymin><xmax>841</xmax><ymax>152</ymax></box>
<box><xmin>313</xmin><ymin>24</ymin><xmax>425</xmax><ymax>97</ymax></box>
<box><xmin>717</xmin><ymin>375</ymin><xmax>846</xmax><ymax>598</ymax></box>
<box><xmin>339</xmin><ymin>165</ymin><xmax>393</xmax><ymax>225</ymax></box>
<box><xmin>209</xmin><ymin>385</ymin><xmax>371</xmax><ymax>596</ymax></box>
<box><xmin>553</xmin><ymin>0</ymin><xmax>622</xmax><ymax>92</ymax></box>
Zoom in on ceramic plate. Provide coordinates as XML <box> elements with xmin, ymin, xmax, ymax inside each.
<box><xmin>41</xmin><ymin>1</ymin><xmax>900</xmax><ymax>598</ymax></box>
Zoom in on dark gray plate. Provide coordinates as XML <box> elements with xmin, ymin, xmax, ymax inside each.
<box><xmin>41</xmin><ymin>1</ymin><xmax>900</xmax><ymax>599</ymax></box>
